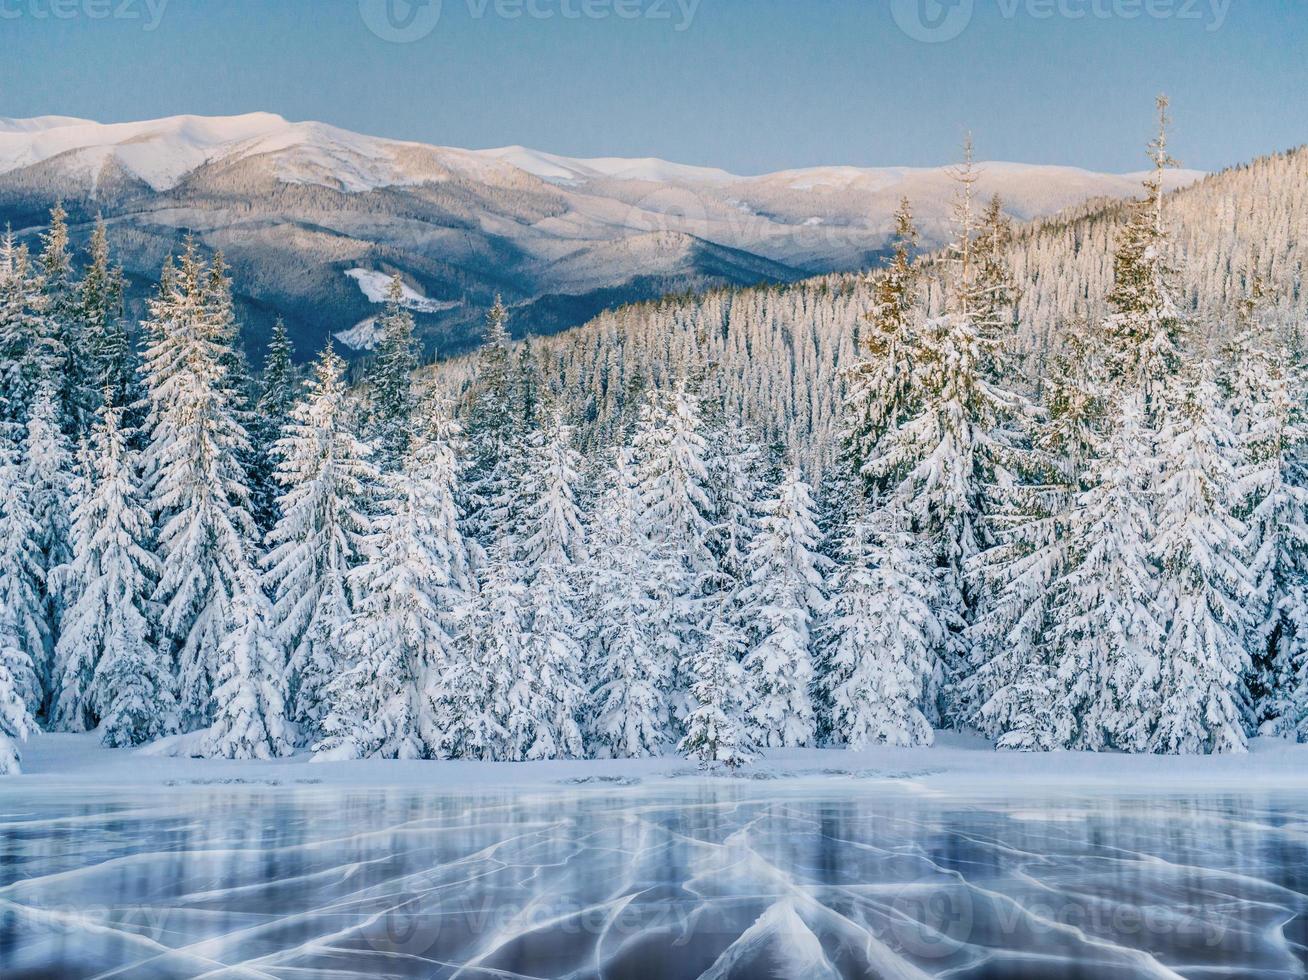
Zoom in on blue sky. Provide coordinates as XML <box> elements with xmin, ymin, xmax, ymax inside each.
<box><xmin>3</xmin><ymin>0</ymin><xmax>1304</xmax><ymax>173</ymax></box>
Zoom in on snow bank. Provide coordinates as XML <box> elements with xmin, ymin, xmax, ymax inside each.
<box><xmin>10</xmin><ymin>730</ymin><xmax>1308</xmax><ymax>797</ymax></box>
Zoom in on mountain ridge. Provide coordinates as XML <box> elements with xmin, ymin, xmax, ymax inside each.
<box><xmin>0</xmin><ymin>112</ymin><xmax>1206</xmax><ymax>360</ymax></box>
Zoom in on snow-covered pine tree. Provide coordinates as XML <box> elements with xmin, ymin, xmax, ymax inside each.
<box><xmin>0</xmin><ymin>231</ymin><xmax>48</xmax><ymax>426</ymax></box>
<box><xmin>1044</xmin><ymin>393</ymin><xmax>1164</xmax><ymax>752</ymax></box>
<box><xmin>263</xmin><ymin>344</ymin><xmax>375</xmax><ymax>741</ymax></box>
<box><xmin>79</xmin><ymin>217</ymin><xmax>132</xmax><ymax>414</ymax></box>
<box><xmin>632</xmin><ymin>385</ymin><xmax>719</xmax><ymax>718</ymax></box>
<box><xmin>1150</xmin><ymin>365</ymin><xmax>1255</xmax><ymax>754</ymax></box>
<box><xmin>368</xmin><ymin>274</ymin><xmax>419</xmax><ymax>471</ymax></box>
<box><xmin>584</xmin><ymin>448</ymin><xmax>677</xmax><ymax>758</ymax></box>
<box><xmin>317</xmin><ymin>393</ymin><xmax>470</xmax><ymax>760</ymax></box>
<box><xmin>37</xmin><ymin>203</ymin><xmax>88</xmax><ymax>429</ymax></box>
<box><xmin>702</xmin><ymin>407</ymin><xmax>763</xmax><ymax>586</ymax></box>
<box><xmin>679</xmin><ymin>597</ymin><xmax>753</xmax><ymax>769</ymax></box>
<box><xmin>863</xmin><ymin>145</ymin><xmax>1027</xmax><ymax>724</ymax></box>
<box><xmin>0</xmin><ymin>605</ymin><xmax>35</xmax><ymax>774</ymax></box>
<box><xmin>0</xmin><ymin>431</ymin><xmax>48</xmax><ymax>714</ymax></box>
<box><xmin>463</xmin><ymin>296</ymin><xmax>522</xmax><ymax>551</ymax></box>
<box><xmin>1104</xmin><ymin>96</ymin><xmax>1186</xmax><ymax>417</ymax></box>
<box><xmin>515</xmin><ymin>334</ymin><xmax>543</xmax><ymax>433</ymax></box>
<box><xmin>23</xmin><ymin>382</ymin><xmax>73</xmax><ymax>674</ymax></box>
<box><xmin>440</xmin><ymin>544</ymin><xmax>523</xmax><ymax>761</ymax></box>
<box><xmin>249</xmin><ymin>319</ymin><xmax>299</xmax><ymax>534</ymax></box>
<box><xmin>820</xmin><ymin>502</ymin><xmax>939</xmax><ymax>749</ymax></box>
<box><xmin>1220</xmin><ymin>279</ymin><xmax>1308</xmax><ymax>737</ymax></box>
<box><xmin>842</xmin><ymin>196</ymin><xmax>921</xmax><ymax>496</ymax></box>
<box><xmin>52</xmin><ymin>400</ymin><xmax>172</xmax><ymax>742</ymax></box>
<box><xmin>739</xmin><ymin>466</ymin><xmax>826</xmax><ymax>748</ymax></box>
<box><xmin>511</xmin><ymin>411</ymin><xmax>588</xmax><ymax>760</ymax></box>
<box><xmin>205</xmin><ymin>575</ymin><xmax>292</xmax><ymax>760</ymax></box>
<box><xmin>140</xmin><ymin>243</ymin><xmax>258</xmax><ymax>729</ymax></box>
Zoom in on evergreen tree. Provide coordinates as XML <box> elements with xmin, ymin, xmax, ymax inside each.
<box><xmin>512</xmin><ymin>413</ymin><xmax>588</xmax><ymax>760</ymax></box>
<box><xmin>249</xmin><ymin>319</ymin><xmax>299</xmax><ymax>533</ymax></box>
<box><xmin>0</xmin><ymin>433</ymin><xmax>48</xmax><ymax>714</ymax></box>
<box><xmin>141</xmin><ymin>244</ymin><xmax>257</xmax><ymax>729</ymax></box>
<box><xmin>38</xmin><ymin>203</ymin><xmax>86</xmax><ymax>428</ymax></box>
<box><xmin>1221</xmin><ymin>284</ymin><xmax>1308</xmax><ymax>737</ymax></box>
<box><xmin>740</xmin><ymin>467</ymin><xmax>826</xmax><ymax>748</ymax></box>
<box><xmin>263</xmin><ymin>344</ymin><xmax>375</xmax><ymax>740</ymax></box>
<box><xmin>23</xmin><ymin>382</ymin><xmax>73</xmax><ymax>687</ymax></box>
<box><xmin>0</xmin><ymin>231</ymin><xmax>48</xmax><ymax>425</ymax></box>
<box><xmin>703</xmin><ymin>411</ymin><xmax>763</xmax><ymax>586</ymax></box>
<box><xmin>318</xmin><ymin>395</ymin><xmax>470</xmax><ymax>760</ymax></box>
<box><xmin>1149</xmin><ymin>366</ymin><xmax>1255</xmax><ymax>754</ymax></box>
<box><xmin>821</xmin><ymin>505</ymin><xmax>939</xmax><ymax>748</ymax></box>
<box><xmin>843</xmin><ymin>197</ymin><xmax>921</xmax><ymax>495</ymax></box>
<box><xmin>0</xmin><ymin>605</ymin><xmax>35</xmax><ymax>774</ymax></box>
<box><xmin>79</xmin><ymin>218</ymin><xmax>132</xmax><ymax>413</ymax></box>
<box><xmin>1044</xmin><ymin>394</ymin><xmax>1163</xmax><ymax>752</ymax></box>
<box><xmin>464</xmin><ymin>296</ymin><xmax>520</xmax><ymax>550</ymax></box>
<box><xmin>52</xmin><ymin>401</ymin><xmax>171</xmax><ymax>742</ymax></box>
<box><xmin>440</xmin><ymin>545</ymin><xmax>524</xmax><ymax>761</ymax></box>
<box><xmin>368</xmin><ymin>274</ymin><xmax>419</xmax><ymax>470</ymax></box>
<box><xmin>679</xmin><ymin>599</ymin><xmax>753</xmax><ymax>769</ymax></box>
<box><xmin>205</xmin><ymin>577</ymin><xmax>292</xmax><ymax>760</ymax></box>
<box><xmin>1104</xmin><ymin>96</ymin><xmax>1186</xmax><ymax>416</ymax></box>
<box><xmin>584</xmin><ymin>449</ymin><xmax>676</xmax><ymax>758</ymax></box>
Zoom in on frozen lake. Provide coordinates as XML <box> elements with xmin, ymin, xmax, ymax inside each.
<box><xmin>2</xmin><ymin>782</ymin><xmax>1307</xmax><ymax>978</ymax></box>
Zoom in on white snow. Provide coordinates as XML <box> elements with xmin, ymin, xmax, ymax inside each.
<box><xmin>11</xmin><ymin>729</ymin><xmax>1308</xmax><ymax>793</ymax></box>
<box><xmin>333</xmin><ymin>317</ymin><xmax>381</xmax><ymax>351</ymax></box>
<box><xmin>478</xmin><ymin>144</ymin><xmax>738</xmax><ymax>185</ymax></box>
<box><xmin>343</xmin><ymin>269</ymin><xmax>460</xmax><ymax>313</ymax></box>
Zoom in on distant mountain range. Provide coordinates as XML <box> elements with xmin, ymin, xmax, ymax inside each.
<box><xmin>0</xmin><ymin>112</ymin><xmax>1204</xmax><ymax>359</ymax></box>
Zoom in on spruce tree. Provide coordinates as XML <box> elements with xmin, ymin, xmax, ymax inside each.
<box><xmin>79</xmin><ymin>217</ymin><xmax>132</xmax><ymax>413</ymax></box>
<box><xmin>1043</xmin><ymin>393</ymin><xmax>1162</xmax><ymax>752</ymax></box>
<box><xmin>0</xmin><ymin>605</ymin><xmax>35</xmax><ymax>774</ymax></box>
<box><xmin>37</xmin><ymin>203</ymin><xmax>86</xmax><ymax>428</ymax></box>
<box><xmin>263</xmin><ymin>344</ymin><xmax>374</xmax><ymax>740</ymax></box>
<box><xmin>821</xmin><ymin>504</ymin><xmax>939</xmax><ymax>748</ymax></box>
<box><xmin>842</xmin><ymin>197</ymin><xmax>921</xmax><ymax>496</ymax></box>
<box><xmin>206</xmin><ymin>577</ymin><xmax>292</xmax><ymax>760</ymax></box>
<box><xmin>0</xmin><ymin>231</ymin><xmax>48</xmax><ymax>426</ymax></box>
<box><xmin>141</xmin><ymin>244</ymin><xmax>258</xmax><ymax>729</ymax></box>
<box><xmin>441</xmin><ymin>545</ymin><xmax>524</xmax><ymax>761</ymax></box>
<box><xmin>318</xmin><ymin>394</ymin><xmax>470</xmax><ymax>760</ymax></box>
<box><xmin>584</xmin><ymin>449</ymin><xmax>677</xmax><ymax>758</ymax></box>
<box><xmin>1104</xmin><ymin>96</ymin><xmax>1186</xmax><ymax>417</ymax></box>
<box><xmin>680</xmin><ymin>598</ymin><xmax>753</xmax><ymax>769</ymax></box>
<box><xmin>1221</xmin><ymin>283</ymin><xmax>1308</xmax><ymax>737</ymax></box>
<box><xmin>740</xmin><ymin>467</ymin><xmax>826</xmax><ymax>747</ymax></box>
<box><xmin>1150</xmin><ymin>366</ymin><xmax>1255</xmax><ymax>754</ymax></box>
<box><xmin>368</xmin><ymin>274</ymin><xmax>419</xmax><ymax>471</ymax></box>
<box><xmin>0</xmin><ymin>432</ymin><xmax>48</xmax><ymax>714</ymax></box>
<box><xmin>512</xmin><ymin>412</ymin><xmax>588</xmax><ymax>760</ymax></box>
<box><xmin>23</xmin><ymin>382</ymin><xmax>73</xmax><ymax>692</ymax></box>
<box><xmin>464</xmin><ymin>296</ymin><xmax>520</xmax><ymax>550</ymax></box>
<box><xmin>249</xmin><ymin>319</ymin><xmax>299</xmax><ymax>534</ymax></box>
<box><xmin>53</xmin><ymin>401</ymin><xmax>172</xmax><ymax>742</ymax></box>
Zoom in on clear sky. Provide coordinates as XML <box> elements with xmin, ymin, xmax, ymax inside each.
<box><xmin>3</xmin><ymin>0</ymin><xmax>1304</xmax><ymax>174</ymax></box>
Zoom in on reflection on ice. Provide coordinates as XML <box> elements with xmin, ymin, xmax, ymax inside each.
<box><xmin>1</xmin><ymin>785</ymin><xmax>1307</xmax><ymax>978</ymax></box>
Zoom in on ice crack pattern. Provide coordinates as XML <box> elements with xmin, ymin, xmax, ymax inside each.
<box><xmin>1</xmin><ymin>786</ymin><xmax>1307</xmax><ymax>978</ymax></box>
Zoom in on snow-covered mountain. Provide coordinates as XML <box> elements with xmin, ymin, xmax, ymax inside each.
<box><xmin>0</xmin><ymin>112</ymin><xmax>1204</xmax><ymax>357</ymax></box>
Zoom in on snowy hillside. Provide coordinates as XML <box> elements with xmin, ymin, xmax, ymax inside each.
<box><xmin>431</xmin><ymin>144</ymin><xmax>1308</xmax><ymax>475</ymax></box>
<box><xmin>0</xmin><ymin>112</ymin><xmax>1203</xmax><ymax>358</ymax></box>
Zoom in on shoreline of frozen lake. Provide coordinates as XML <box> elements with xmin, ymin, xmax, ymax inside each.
<box><xmin>8</xmin><ymin>730</ymin><xmax>1308</xmax><ymax>797</ymax></box>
